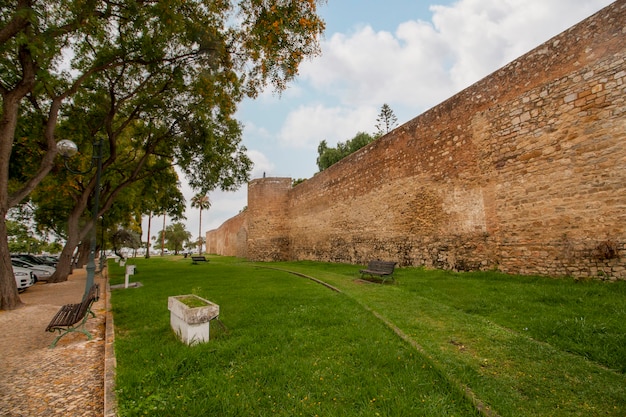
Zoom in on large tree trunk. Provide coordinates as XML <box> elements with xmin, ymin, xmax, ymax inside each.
<box><xmin>198</xmin><ymin>209</ymin><xmax>203</xmax><ymax>254</ymax></box>
<box><xmin>52</xmin><ymin>249</ymin><xmax>73</xmax><ymax>283</ymax></box>
<box><xmin>48</xmin><ymin>202</ymin><xmax>90</xmax><ymax>283</ymax></box>
<box><xmin>75</xmin><ymin>240</ymin><xmax>91</xmax><ymax>268</ymax></box>
<box><xmin>161</xmin><ymin>211</ymin><xmax>166</xmax><ymax>256</ymax></box>
<box><xmin>0</xmin><ymin>215</ymin><xmax>23</xmax><ymax>310</ymax></box>
<box><xmin>0</xmin><ymin>45</ymin><xmax>36</xmax><ymax>310</ymax></box>
<box><xmin>145</xmin><ymin>211</ymin><xmax>152</xmax><ymax>258</ymax></box>
<box><xmin>49</xmin><ymin>233</ymin><xmax>81</xmax><ymax>283</ymax></box>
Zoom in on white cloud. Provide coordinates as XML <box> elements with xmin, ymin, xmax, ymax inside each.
<box><xmin>203</xmin><ymin>189</ymin><xmax>248</xmax><ymax>230</ymax></box>
<box><xmin>242</xmin><ymin>121</ymin><xmax>272</xmax><ymax>141</ymax></box>
<box><xmin>247</xmin><ymin>149</ymin><xmax>275</xmax><ymax>178</ymax></box>
<box><xmin>256</xmin><ymin>81</ymin><xmax>305</xmax><ymax>102</ymax></box>
<box><xmin>430</xmin><ymin>0</ymin><xmax>614</xmax><ymax>89</ymax></box>
<box><xmin>299</xmin><ymin>0</ymin><xmax>613</xmax><ymax>111</ymax></box>
<box><xmin>278</xmin><ymin>104</ymin><xmax>378</xmax><ymax>149</ymax></box>
<box><xmin>299</xmin><ymin>26</ymin><xmax>454</xmax><ymax>109</ymax></box>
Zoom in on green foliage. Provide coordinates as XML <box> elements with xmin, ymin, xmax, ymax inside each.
<box><xmin>43</xmin><ymin>240</ymin><xmax>63</xmax><ymax>254</ymax></box>
<box><xmin>154</xmin><ymin>222</ymin><xmax>191</xmax><ymax>255</ymax></box>
<box><xmin>8</xmin><ymin>109</ymin><xmax>46</xmax><ymax>194</ymax></box>
<box><xmin>136</xmin><ymin>168</ymin><xmax>187</xmax><ymax>221</ymax></box>
<box><xmin>177</xmin><ymin>295</ymin><xmax>210</xmax><ymax>308</ymax></box>
<box><xmin>316</xmin><ymin>132</ymin><xmax>375</xmax><ymax>171</ymax></box>
<box><xmin>6</xmin><ymin>220</ymin><xmax>30</xmax><ymax>244</ymax></box>
<box><xmin>190</xmin><ymin>194</ymin><xmax>211</xmax><ymax>212</ymax></box>
<box><xmin>375</xmin><ymin>103</ymin><xmax>398</xmax><ymax>136</ymax></box>
<box><xmin>1</xmin><ymin>0</ymin><xmax>326</xmax><ymax>306</ymax></box>
<box><xmin>190</xmin><ymin>194</ymin><xmax>211</xmax><ymax>253</ymax></box>
<box><xmin>6</xmin><ymin>208</ymin><xmax>57</xmax><ymax>253</ymax></box>
<box><xmin>314</xmin><ymin>104</ymin><xmax>397</xmax><ymax>172</ymax></box>
<box><xmin>6</xmin><ymin>220</ymin><xmax>39</xmax><ymax>253</ymax></box>
<box><xmin>111</xmin><ymin>229</ymin><xmax>142</xmax><ymax>259</ymax></box>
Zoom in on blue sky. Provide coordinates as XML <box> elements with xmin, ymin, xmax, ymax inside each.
<box><xmin>150</xmin><ymin>0</ymin><xmax>615</xmax><ymax>244</ymax></box>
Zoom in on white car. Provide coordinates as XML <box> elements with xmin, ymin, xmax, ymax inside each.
<box><xmin>13</xmin><ymin>266</ymin><xmax>35</xmax><ymax>292</ymax></box>
<box><xmin>11</xmin><ymin>258</ymin><xmax>55</xmax><ymax>282</ymax></box>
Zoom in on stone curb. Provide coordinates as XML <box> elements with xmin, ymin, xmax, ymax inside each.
<box><xmin>104</xmin><ymin>270</ymin><xmax>117</xmax><ymax>417</ymax></box>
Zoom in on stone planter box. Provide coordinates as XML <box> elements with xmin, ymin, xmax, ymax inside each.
<box><xmin>168</xmin><ymin>295</ymin><xmax>220</xmax><ymax>345</ymax></box>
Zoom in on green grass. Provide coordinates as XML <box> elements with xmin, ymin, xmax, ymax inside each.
<box><xmin>174</xmin><ymin>295</ymin><xmax>211</xmax><ymax>308</ymax></box>
<box><xmin>110</xmin><ymin>257</ymin><xmax>626</xmax><ymax>416</ymax></box>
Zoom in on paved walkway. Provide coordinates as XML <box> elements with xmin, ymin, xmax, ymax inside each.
<box><xmin>0</xmin><ymin>268</ymin><xmax>115</xmax><ymax>417</ymax></box>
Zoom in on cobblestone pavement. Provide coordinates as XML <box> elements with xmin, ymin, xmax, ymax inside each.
<box><xmin>0</xmin><ymin>269</ymin><xmax>112</xmax><ymax>417</ymax></box>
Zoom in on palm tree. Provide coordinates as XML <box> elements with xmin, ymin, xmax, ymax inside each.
<box><xmin>190</xmin><ymin>194</ymin><xmax>211</xmax><ymax>254</ymax></box>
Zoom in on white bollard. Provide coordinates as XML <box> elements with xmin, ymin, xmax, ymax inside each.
<box><xmin>124</xmin><ymin>265</ymin><xmax>135</xmax><ymax>288</ymax></box>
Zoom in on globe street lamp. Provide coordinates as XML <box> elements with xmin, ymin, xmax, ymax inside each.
<box><xmin>57</xmin><ymin>138</ymin><xmax>104</xmax><ymax>300</ymax></box>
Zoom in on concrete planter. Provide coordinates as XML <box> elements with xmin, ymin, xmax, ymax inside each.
<box><xmin>168</xmin><ymin>295</ymin><xmax>220</xmax><ymax>345</ymax></box>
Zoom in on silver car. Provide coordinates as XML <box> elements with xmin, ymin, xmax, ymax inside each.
<box><xmin>13</xmin><ymin>266</ymin><xmax>35</xmax><ymax>292</ymax></box>
<box><xmin>11</xmin><ymin>258</ymin><xmax>54</xmax><ymax>282</ymax></box>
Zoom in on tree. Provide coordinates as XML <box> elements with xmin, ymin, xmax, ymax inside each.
<box><xmin>1</xmin><ymin>0</ymin><xmax>326</xmax><ymax>309</ymax></box>
<box><xmin>110</xmin><ymin>229</ymin><xmax>141</xmax><ymax>261</ymax></box>
<box><xmin>316</xmin><ymin>140</ymin><xmax>340</xmax><ymax>171</ymax></box>
<box><xmin>316</xmin><ymin>132</ymin><xmax>376</xmax><ymax>171</ymax></box>
<box><xmin>6</xmin><ymin>206</ymin><xmax>48</xmax><ymax>253</ymax></box>
<box><xmin>375</xmin><ymin>104</ymin><xmax>399</xmax><ymax>136</ymax></box>
<box><xmin>191</xmin><ymin>194</ymin><xmax>211</xmax><ymax>254</ymax></box>
<box><xmin>30</xmin><ymin>149</ymin><xmax>187</xmax><ymax>279</ymax></box>
<box><xmin>7</xmin><ymin>220</ymin><xmax>33</xmax><ymax>253</ymax></box>
<box><xmin>155</xmin><ymin>222</ymin><xmax>191</xmax><ymax>255</ymax></box>
<box><xmin>135</xmin><ymin>170</ymin><xmax>186</xmax><ymax>258</ymax></box>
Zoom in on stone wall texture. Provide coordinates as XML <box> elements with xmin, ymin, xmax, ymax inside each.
<box><xmin>207</xmin><ymin>1</ymin><xmax>626</xmax><ymax>280</ymax></box>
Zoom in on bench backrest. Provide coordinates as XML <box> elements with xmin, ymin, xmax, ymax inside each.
<box><xmin>75</xmin><ymin>284</ymin><xmax>100</xmax><ymax>321</ymax></box>
<box><xmin>367</xmin><ymin>260</ymin><xmax>396</xmax><ymax>273</ymax></box>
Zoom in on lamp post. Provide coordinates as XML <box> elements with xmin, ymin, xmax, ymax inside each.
<box><xmin>100</xmin><ymin>215</ymin><xmax>106</xmax><ymax>271</ymax></box>
<box><xmin>57</xmin><ymin>138</ymin><xmax>103</xmax><ymax>300</ymax></box>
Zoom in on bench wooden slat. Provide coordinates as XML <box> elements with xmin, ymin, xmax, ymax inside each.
<box><xmin>191</xmin><ymin>255</ymin><xmax>208</xmax><ymax>263</ymax></box>
<box><xmin>46</xmin><ymin>303</ymin><xmax>82</xmax><ymax>328</ymax></box>
<box><xmin>46</xmin><ymin>283</ymin><xmax>100</xmax><ymax>348</ymax></box>
<box><xmin>359</xmin><ymin>260</ymin><xmax>397</xmax><ymax>283</ymax></box>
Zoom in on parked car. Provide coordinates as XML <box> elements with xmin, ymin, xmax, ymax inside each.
<box><xmin>12</xmin><ymin>253</ymin><xmax>57</xmax><ymax>267</ymax></box>
<box><xmin>11</xmin><ymin>258</ymin><xmax>54</xmax><ymax>282</ymax></box>
<box><xmin>39</xmin><ymin>255</ymin><xmax>59</xmax><ymax>266</ymax></box>
<box><xmin>13</xmin><ymin>266</ymin><xmax>35</xmax><ymax>292</ymax></box>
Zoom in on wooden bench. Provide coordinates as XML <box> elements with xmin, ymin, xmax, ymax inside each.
<box><xmin>45</xmin><ymin>284</ymin><xmax>100</xmax><ymax>348</ymax></box>
<box><xmin>359</xmin><ymin>260</ymin><xmax>397</xmax><ymax>283</ymax></box>
<box><xmin>191</xmin><ymin>255</ymin><xmax>208</xmax><ymax>264</ymax></box>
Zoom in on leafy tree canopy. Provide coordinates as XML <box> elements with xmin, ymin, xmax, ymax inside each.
<box><xmin>1</xmin><ymin>0</ymin><xmax>326</xmax><ymax>308</ymax></box>
<box><xmin>315</xmin><ymin>104</ymin><xmax>398</xmax><ymax>172</ymax></box>
<box><xmin>155</xmin><ymin>222</ymin><xmax>192</xmax><ymax>255</ymax></box>
<box><xmin>316</xmin><ymin>132</ymin><xmax>376</xmax><ymax>171</ymax></box>
<box><xmin>111</xmin><ymin>229</ymin><xmax>142</xmax><ymax>260</ymax></box>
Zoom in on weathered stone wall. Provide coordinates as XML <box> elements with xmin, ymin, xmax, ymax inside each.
<box><xmin>205</xmin><ymin>210</ymin><xmax>247</xmax><ymax>258</ymax></box>
<box><xmin>207</xmin><ymin>1</ymin><xmax>626</xmax><ymax>279</ymax></box>
<box><xmin>245</xmin><ymin>178</ymin><xmax>292</xmax><ymax>261</ymax></box>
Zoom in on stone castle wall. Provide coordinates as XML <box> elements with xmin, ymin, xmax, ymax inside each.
<box><xmin>205</xmin><ymin>210</ymin><xmax>247</xmax><ymax>258</ymax></box>
<box><xmin>207</xmin><ymin>1</ymin><xmax>626</xmax><ymax>279</ymax></box>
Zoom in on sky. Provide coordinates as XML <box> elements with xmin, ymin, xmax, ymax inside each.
<box><xmin>145</xmin><ymin>0</ymin><xmax>615</xmax><ymax>246</ymax></box>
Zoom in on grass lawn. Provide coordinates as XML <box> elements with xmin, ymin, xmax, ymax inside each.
<box><xmin>109</xmin><ymin>256</ymin><xmax>626</xmax><ymax>416</ymax></box>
